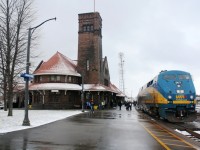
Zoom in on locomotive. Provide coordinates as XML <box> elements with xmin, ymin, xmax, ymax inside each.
<box><xmin>137</xmin><ymin>70</ymin><xmax>197</xmax><ymax>122</ymax></box>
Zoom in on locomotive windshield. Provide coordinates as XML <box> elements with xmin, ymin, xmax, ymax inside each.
<box><xmin>163</xmin><ymin>74</ymin><xmax>190</xmax><ymax>80</ymax></box>
<box><xmin>178</xmin><ymin>74</ymin><xmax>190</xmax><ymax>80</ymax></box>
<box><xmin>163</xmin><ymin>74</ymin><xmax>176</xmax><ymax>80</ymax></box>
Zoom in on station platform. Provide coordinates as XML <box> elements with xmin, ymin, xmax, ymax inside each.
<box><xmin>0</xmin><ymin>106</ymin><xmax>199</xmax><ymax>150</ymax></box>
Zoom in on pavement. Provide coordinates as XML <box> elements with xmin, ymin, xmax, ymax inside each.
<box><xmin>0</xmin><ymin>107</ymin><xmax>169</xmax><ymax>150</ymax></box>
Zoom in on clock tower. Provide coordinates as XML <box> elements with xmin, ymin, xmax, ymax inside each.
<box><xmin>77</xmin><ymin>12</ymin><xmax>103</xmax><ymax>84</ymax></box>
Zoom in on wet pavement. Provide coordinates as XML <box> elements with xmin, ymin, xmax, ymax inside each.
<box><xmin>0</xmin><ymin>107</ymin><xmax>170</xmax><ymax>150</ymax></box>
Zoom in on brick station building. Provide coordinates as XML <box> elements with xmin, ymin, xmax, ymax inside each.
<box><xmin>28</xmin><ymin>12</ymin><xmax>125</xmax><ymax>109</ymax></box>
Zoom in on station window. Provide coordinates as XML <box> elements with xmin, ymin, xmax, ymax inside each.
<box><xmin>91</xmin><ymin>25</ymin><xmax>94</xmax><ymax>31</ymax></box>
<box><xmin>56</xmin><ymin>76</ymin><xmax>60</xmax><ymax>81</ymax></box>
<box><xmin>87</xmin><ymin>26</ymin><xmax>90</xmax><ymax>31</ymax></box>
<box><xmin>50</xmin><ymin>76</ymin><xmax>55</xmax><ymax>81</ymax></box>
<box><xmin>68</xmin><ymin>76</ymin><xmax>72</xmax><ymax>82</ymax></box>
<box><xmin>86</xmin><ymin>59</ymin><xmax>89</xmax><ymax>71</ymax></box>
<box><xmin>65</xmin><ymin>76</ymin><xmax>68</xmax><ymax>82</ymax></box>
<box><xmin>83</xmin><ymin>25</ymin><xmax>94</xmax><ymax>32</ymax></box>
<box><xmin>83</xmin><ymin>26</ymin><xmax>87</xmax><ymax>32</ymax></box>
<box><xmin>39</xmin><ymin>76</ymin><xmax>42</xmax><ymax>82</ymax></box>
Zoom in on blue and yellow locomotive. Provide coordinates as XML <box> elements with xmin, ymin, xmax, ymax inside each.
<box><xmin>137</xmin><ymin>70</ymin><xmax>197</xmax><ymax>122</ymax></box>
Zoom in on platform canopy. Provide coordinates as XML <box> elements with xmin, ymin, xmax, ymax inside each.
<box><xmin>84</xmin><ymin>84</ymin><xmax>118</xmax><ymax>93</ymax></box>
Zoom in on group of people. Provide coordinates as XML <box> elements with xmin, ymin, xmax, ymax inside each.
<box><xmin>86</xmin><ymin>99</ymin><xmax>95</xmax><ymax>113</ymax></box>
<box><xmin>86</xmin><ymin>99</ymin><xmax>137</xmax><ymax>112</ymax></box>
<box><xmin>86</xmin><ymin>99</ymin><xmax>106</xmax><ymax>113</ymax></box>
<box><xmin>118</xmin><ymin>101</ymin><xmax>137</xmax><ymax>111</ymax></box>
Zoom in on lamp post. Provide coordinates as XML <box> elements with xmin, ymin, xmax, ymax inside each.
<box><xmin>81</xmin><ymin>74</ymin><xmax>85</xmax><ymax>112</ymax></box>
<box><xmin>22</xmin><ymin>17</ymin><xmax>56</xmax><ymax>126</ymax></box>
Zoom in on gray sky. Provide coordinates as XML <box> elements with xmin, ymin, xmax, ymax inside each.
<box><xmin>32</xmin><ymin>0</ymin><xmax>200</xmax><ymax>97</ymax></box>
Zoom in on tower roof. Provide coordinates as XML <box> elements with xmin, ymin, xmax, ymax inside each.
<box><xmin>34</xmin><ymin>51</ymin><xmax>80</xmax><ymax>76</ymax></box>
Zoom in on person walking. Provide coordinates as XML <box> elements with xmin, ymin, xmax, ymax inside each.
<box><xmin>90</xmin><ymin>99</ymin><xmax>94</xmax><ymax>113</ymax></box>
<box><xmin>118</xmin><ymin>101</ymin><xmax>122</xmax><ymax>110</ymax></box>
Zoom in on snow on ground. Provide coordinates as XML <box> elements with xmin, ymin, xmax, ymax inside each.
<box><xmin>175</xmin><ymin>129</ymin><xmax>190</xmax><ymax>136</ymax></box>
<box><xmin>196</xmin><ymin>105</ymin><xmax>200</xmax><ymax>113</ymax></box>
<box><xmin>0</xmin><ymin>109</ymin><xmax>82</xmax><ymax>134</ymax></box>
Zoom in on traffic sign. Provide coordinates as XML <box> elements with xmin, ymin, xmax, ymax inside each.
<box><xmin>20</xmin><ymin>73</ymin><xmax>34</xmax><ymax>79</ymax></box>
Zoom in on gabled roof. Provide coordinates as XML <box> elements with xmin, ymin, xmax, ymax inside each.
<box><xmin>34</xmin><ymin>51</ymin><xmax>80</xmax><ymax>76</ymax></box>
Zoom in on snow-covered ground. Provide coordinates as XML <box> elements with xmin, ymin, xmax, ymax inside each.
<box><xmin>196</xmin><ymin>105</ymin><xmax>200</xmax><ymax>113</ymax></box>
<box><xmin>0</xmin><ymin>109</ymin><xmax>82</xmax><ymax>134</ymax></box>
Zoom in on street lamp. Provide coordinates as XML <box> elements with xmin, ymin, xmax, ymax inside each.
<box><xmin>81</xmin><ymin>74</ymin><xmax>85</xmax><ymax>112</ymax></box>
<box><xmin>22</xmin><ymin>17</ymin><xmax>56</xmax><ymax>126</ymax></box>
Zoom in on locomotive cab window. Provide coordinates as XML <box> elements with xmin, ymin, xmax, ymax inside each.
<box><xmin>163</xmin><ymin>74</ymin><xmax>176</xmax><ymax>80</ymax></box>
<box><xmin>178</xmin><ymin>75</ymin><xmax>190</xmax><ymax>80</ymax></box>
<box><xmin>147</xmin><ymin>80</ymin><xmax>153</xmax><ymax>87</ymax></box>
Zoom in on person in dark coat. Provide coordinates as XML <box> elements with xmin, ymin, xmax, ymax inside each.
<box><xmin>118</xmin><ymin>101</ymin><xmax>122</xmax><ymax>110</ymax></box>
<box><xmin>129</xmin><ymin>101</ymin><xmax>132</xmax><ymax>110</ymax></box>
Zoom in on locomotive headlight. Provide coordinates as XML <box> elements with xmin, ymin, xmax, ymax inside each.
<box><xmin>190</xmin><ymin>95</ymin><xmax>194</xmax><ymax>100</ymax></box>
<box><xmin>168</xmin><ymin>95</ymin><xmax>172</xmax><ymax>99</ymax></box>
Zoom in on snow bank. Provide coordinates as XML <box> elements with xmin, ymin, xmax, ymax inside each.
<box><xmin>0</xmin><ymin>109</ymin><xmax>82</xmax><ymax>134</ymax></box>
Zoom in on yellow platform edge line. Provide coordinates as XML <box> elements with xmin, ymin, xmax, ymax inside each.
<box><xmin>140</xmin><ymin>123</ymin><xmax>171</xmax><ymax>150</ymax></box>
<box><xmin>165</xmin><ymin>142</ymin><xmax>195</xmax><ymax>148</ymax></box>
<box><xmin>152</xmin><ymin>122</ymin><xmax>197</xmax><ymax>149</ymax></box>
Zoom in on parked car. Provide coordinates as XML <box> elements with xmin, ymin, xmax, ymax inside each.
<box><xmin>0</xmin><ymin>101</ymin><xmax>4</xmax><ymax>109</ymax></box>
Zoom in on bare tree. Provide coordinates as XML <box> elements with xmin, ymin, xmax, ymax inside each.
<box><xmin>0</xmin><ymin>0</ymin><xmax>34</xmax><ymax>116</ymax></box>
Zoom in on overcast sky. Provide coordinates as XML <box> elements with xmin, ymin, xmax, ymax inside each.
<box><xmin>32</xmin><ymin>0</ymin><xmax>200</xmax><ymax>97</ymax></box>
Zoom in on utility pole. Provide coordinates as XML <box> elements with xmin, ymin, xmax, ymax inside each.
<box><xmin>119</xmin><ymin>52</ymin><xmax>125</xmax><ymax>94</ymax></box>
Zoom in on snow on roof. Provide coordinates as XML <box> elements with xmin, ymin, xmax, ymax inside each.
<box><xmin>34</xmin><ymin>52</ymin><xmax>80</xmax><ymax>76</ymax></box>
<box><xmin>116</xmin><ymin>92</ymin><xmax>126</xmax><ymax>97</ymax></box>
<box><xmin>109</xmin><ymin>83</ymin><xmax>126</xmax><ymax>97</ymax></box>
<box><xmin>84</xmin><ymin>84</ymin><xmax>113</xmax><ymax>92</ymax></box>
<box><xmin>29</xmin><ymin>83</ymin><xmax>82</xmax><ymax>91</ymax></box>
<box><xmin>83</xmin><ymin>83</ymin><xmax>125</xmax><ymax>95</ymax></box>
<box><xmin>109</xmin><ymin>83</ymin><xmax>120</xmax><ymax>93</ymax></box>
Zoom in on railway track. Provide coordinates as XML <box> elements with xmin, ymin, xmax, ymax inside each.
<box><xmin>154</xmin><ymin>114</ymin><xmax>200</xmax><ymax>143</ymax></box>
<box><xmin>171</xmin><ymin>122</ymin><xmax>200</xmax><ymax>143</ymax></box>
<box><xmin>136</xmin><ymin>107</ymin><xmax>200</xmax><ymax>144</ymax></box>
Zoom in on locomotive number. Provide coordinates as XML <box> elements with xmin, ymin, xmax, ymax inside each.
<box><xmin>176</xmin><ymin>95</ymin><xmax>186</xmax><ymax>99</ymax></box>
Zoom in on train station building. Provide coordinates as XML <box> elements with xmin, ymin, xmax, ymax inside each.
<box><xmin>26</xmin><ymin>12</ymin><xmax>125</xmax><ymax>109</ymax></box>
